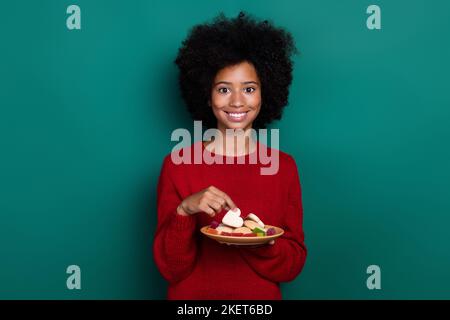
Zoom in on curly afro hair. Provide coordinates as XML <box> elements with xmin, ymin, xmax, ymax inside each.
<box><xmin>175</xmin><ymin>12</ymin><xmax>298</xmax><ymax>130</ymax></box>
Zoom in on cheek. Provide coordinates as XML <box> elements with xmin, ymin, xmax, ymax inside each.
<box><xmin>211</xmin><ymin>93</ymin><xmax>228</xmax><ymax>110</ymax></box>
<box><xmin>249</xmin><ymin>93</ymin><xmax>262</xmax><ymax>110</ymax></box>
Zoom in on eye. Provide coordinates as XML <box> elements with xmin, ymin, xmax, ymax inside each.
<box><xmin>218</xmin><ymin>87</ymin><xmax>230</xmax><ymax>94</ymax></box>
<box><xmin>244</xmin><ymin>87</ymin><xmax>256</xmax><ymax>93</ymax></box>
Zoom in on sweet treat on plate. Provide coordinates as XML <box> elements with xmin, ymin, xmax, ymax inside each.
<box><xmin>206</xmin><ymin>228</ymin><xmax>219</xmax><ymax>235</ymax></box>
<box><xmin>243</xmin><ymin>220</ymin><xmax>260</xmax><ymax>230</ymax></box>
<box><xmin>233</xmin><ymin>227</ymin><xmax>253</xmax><ymax>234</ymax></box>
<box><xmin>210</xmin><ymin>220</ymin><xmax>220</xmax><ymax>229</ymax></box>
<box><xmin>252</xmin><ymin>227</ymin><xmax>266</xmax><ymax>237</ymax></box>
<box><xmin>222</xmin><ymin>208</ymin><xmax>244</xmax><ymax>228</ymax></box>
<box><xmin>208</xmin><ymin>210</ymin><xmax>277</xmax><ymax>237</ymax></box>
<box><xmin>245</xmin><ymin>213</ymin><xmax>265</xmax><ymax>228</ymax></box>
<box><xmin>216</xmin><ymin>224</ymin><xmax>234</xmax><ymax>233</ymax></box>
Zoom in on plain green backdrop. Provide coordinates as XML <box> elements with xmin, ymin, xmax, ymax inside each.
<box><xmin>1</xmin><ymin>0</ymin><xmax>449</xmax><ymax>299</ymax></box>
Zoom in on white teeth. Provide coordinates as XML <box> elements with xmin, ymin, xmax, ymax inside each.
<box><xmin>229</xmin><ymin>112</ymin><xmax>246</xmax><ymax>117</ymax></box>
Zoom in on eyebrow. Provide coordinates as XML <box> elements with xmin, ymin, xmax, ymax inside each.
<box><xmin>214</xmin><ymin>81</ymin><xmax>259</xmax><ymax>86</ymax></box>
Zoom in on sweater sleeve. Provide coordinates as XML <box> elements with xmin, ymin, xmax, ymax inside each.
<box><xmin>238</xmin><ymin>156</ymin><xmax>307</xmax><ymax>283</ymax></box>
<box><xmin>152</xmin><ymin>155</ymin><xmax>198</xmax><ymax>284</ymax></box>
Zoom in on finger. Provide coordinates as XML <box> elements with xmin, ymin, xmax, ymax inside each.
<box><xmin>206</xmin><ymin>188</ymin><xmax>228</xmax><ymax>210</ymax></box>
<box><xmin>207</xmin><ymin>200</ymin><xmax>223</xmax><ymax>214</ymax></box>
<box><xmin>269</xmin><ymin>240</ymin><xmax>275</xmax><ymax>245</ymax></box>
<box><xmin>209</xmin><ymin>186</ymin><xmax>236</xmax><ymax>210</ymax></box>
<box><xmin>205</xmin><ymin>193</ymin><xmax>227</xmax><ymax>211</ymax></box>
<box><xmin>199</xmin><ymin>203</ymin><xmax>216</xmax><ymax>217</ymax></box>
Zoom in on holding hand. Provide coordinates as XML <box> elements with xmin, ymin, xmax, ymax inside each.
<box><xmin>177</xmin><ymin>186</ymin><xmax>236</xmax><ymax>217</ymax></box>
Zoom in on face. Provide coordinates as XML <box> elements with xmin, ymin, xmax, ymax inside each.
<box><xmin>210</xmin><ymin>61</ymin><xmax>262</xmax><ymax>132</ymax></box>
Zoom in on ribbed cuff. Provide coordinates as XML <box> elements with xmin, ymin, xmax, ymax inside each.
<box><xmin>171</xmin><ymin>210</ymin><xmax>197</xmax><ymax>231</ymax></box>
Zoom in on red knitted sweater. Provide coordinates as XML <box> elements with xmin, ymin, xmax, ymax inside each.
<box><xmin>153</xmin><ymin>141</ymin><xmax>307</xmax><ymax>300</ymax></box>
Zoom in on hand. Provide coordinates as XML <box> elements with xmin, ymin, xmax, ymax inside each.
<box><xmin>177</xmin><ymin>186</ymin><xmax>237</xmax><ymax>217</ymax></box>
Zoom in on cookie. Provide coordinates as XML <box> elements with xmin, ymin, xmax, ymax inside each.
<box><xmin>245</xmin><ymin>213</ymin><xmax>265</xmax><ymax>228</ymax></box>
<box><xmin>216</xmin><ymin>224</ymin><xmax>234</xmax><ymax>234</ymax></box>
<box><xmin>243</xmin><ymin>220</ymin><xmax>260</xmax><ymax>230</ymax></box>
<box><xmin>233</xmin><ymin>227</ymin><xmax>253</xmax><ymax>234</ymax></box>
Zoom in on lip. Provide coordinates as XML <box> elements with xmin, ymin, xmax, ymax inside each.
<box><xmin>223</xmin><ymin>110</ymin><xmax>249</xmax><ymax>123</ymax></box>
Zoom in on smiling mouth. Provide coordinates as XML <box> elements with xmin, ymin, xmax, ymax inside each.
<box><xmin>223</xmin><ymin>110</ymin><xmax>249</xmax><ymax>122</ymax></box>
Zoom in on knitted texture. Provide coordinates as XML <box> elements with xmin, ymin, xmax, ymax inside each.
<box><xmin>153</xmin><ymin>141</ymin><xmax>307</xmax><ymax>299</ymax></box>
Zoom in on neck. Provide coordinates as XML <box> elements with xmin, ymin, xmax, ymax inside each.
<box><xmin>205</xmin><ymin>126</ymin><xmax>257</xmax><ymax>157</ymax></box>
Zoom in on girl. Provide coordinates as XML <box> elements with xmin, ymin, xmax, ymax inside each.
<box><xmin>153</xmin><ymin>12</ymin><xmax>307</xmax><ymax>300</ymax></box>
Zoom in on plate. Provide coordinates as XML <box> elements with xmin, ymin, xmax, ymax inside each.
<box><xmin>200</xmin><ymin>225</ymin><xmax>284</xmax><ymax>246</ymax></box>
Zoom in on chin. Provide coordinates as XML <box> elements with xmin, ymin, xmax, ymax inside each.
<box><xmin>221</xmin><ymin>121</ymin><xmax>251</xmax><ymax>131</ymax></box>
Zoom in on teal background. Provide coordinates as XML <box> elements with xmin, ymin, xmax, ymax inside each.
<box><xmin>1</xmin><ymin>0</ymin><xmax>449</xmax><ymax>299</ymax></box>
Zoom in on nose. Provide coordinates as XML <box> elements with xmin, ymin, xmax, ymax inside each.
<box><xmin>229</xmin><ymin>91</ymin><xmax>244</xmax><ymax>108</ymax></box>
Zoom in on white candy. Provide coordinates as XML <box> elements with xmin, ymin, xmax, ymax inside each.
<box><xmin>222</xmin><ymin>208</ymin><xmax>244</xmax><ymax>228</ymax></box>
<box><xmin>246</xmin><ymin>213</ymin><xmax>265</xmax><ymax>228</ymax></box>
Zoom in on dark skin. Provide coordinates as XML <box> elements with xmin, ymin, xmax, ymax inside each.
<box><xmin>177</xmin><ymin>61</ymin><xmax>275</xmax><ymax>245</ymax></box>
<box><xmin>177</xmin><ymin>61</ymin><xmax>261</xmax><ymax>217</ymax></box>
